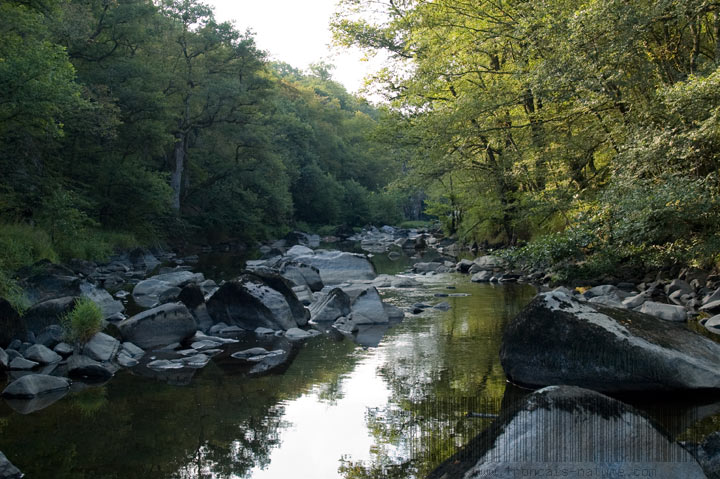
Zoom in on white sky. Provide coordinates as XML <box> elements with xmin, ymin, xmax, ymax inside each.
<box><xmin>207</xmin><ymin>0</ymin><xmax>385</xmax><ymax>96</ymax></box>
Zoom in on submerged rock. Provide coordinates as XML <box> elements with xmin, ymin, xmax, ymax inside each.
<box><xmin>500</xmin><ymin>291</ymin><xmax>720</xmax><ymax>392</ymax></box>
<box><xmin>428</xmin><ymin>386</ymin><xmax>706</xmax><ymax>479</ymax></box>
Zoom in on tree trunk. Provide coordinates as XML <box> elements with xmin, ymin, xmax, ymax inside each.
<box><xmin>171</xmin><ymin>135</ymin><xmax>185</xmax><ymax>212</ymax></box>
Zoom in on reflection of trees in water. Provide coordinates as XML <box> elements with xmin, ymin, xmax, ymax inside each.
<box><xmin>340</xmin><ymin>284</ymin><xmax>535</xmax><ymax>479</ymax></box>
<box><xmin>0</xmin><ymin>337</ymin><xmax>364</xmax><ymax>479</ymax></box>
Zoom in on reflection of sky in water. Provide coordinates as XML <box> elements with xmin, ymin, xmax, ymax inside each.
<box><xmin>247</xmin><ymin>352</ymin><xmax>392</xmax><ymax>479</ymax></box>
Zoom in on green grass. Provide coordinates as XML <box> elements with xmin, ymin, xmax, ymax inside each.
<box><xmin>398</xmin><ymin>220</ymin><xmax>433</xmax><ymax>229</ymax></box>
<box><xmin>61</xmin><ymin>297</ymin><xmax>103</xmax><ymax>346</ymax></box>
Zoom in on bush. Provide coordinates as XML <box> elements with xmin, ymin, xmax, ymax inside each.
<box><xmin>61</xmin><ymin>297</ymin><xmax>103</xmax><ymax>346</ymax></box>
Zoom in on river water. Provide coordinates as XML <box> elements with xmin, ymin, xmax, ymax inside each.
<box><xmin>1</xmin><ymin>249</ymin><xmax>718</xmax><ymax>478</ymax></box>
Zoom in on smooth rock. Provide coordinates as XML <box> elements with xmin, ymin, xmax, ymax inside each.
<box><xmin>1</xmin><ymin>374</ymin><xmax>70</xmax><ymax>398</ymax></box>
<box><xmin>413</xmin><ymin>262</ymin><xmax>444</xmax><ymax>273</ymax></box>
<box><xmin>206</xmin><ymin>278</ymin><xmax>298</xmax><ymax>331</ymax></box>
<box><xmin>294</xmin><ymin>250</ymin><xmax>376</xmax><ymax>285</ymax></box>
<box><xmin>146</xmin><ymin>359</ymin><xmax>184</xmax><ymax>371</ymax></box>
<box><xmin>23</xmin><ymin>344</ymin><xmax>61</xmax><ymax>364</ymax></box>
<box><xmin>500</xmin><ymin>291</ymin><xmax>720</xmax><ymax>392</ymax></box>
<box><xmin>245</xmin><ymin>270</ymin><xmax>310</xmax><ymax>327</ymax></box>
<box><xmin>116</xmin><ymin>353</ymin><xmax>138</xmax><ymax>368</ymax></box>
<box><xmin>434</xmin><ymin>301</ymin><xmax>451</xmax><ymax>311</ymax></box>
<box><xmin>80</xmin><ymin>282</ymin><xmax>124</xmax><ymax>319</ymax></box>
<box><xmin>666</xmin><ymin>278</ymin><xmax>694</xmax><ymax>297</ymax></box>
<box><xmin>132</xmin><ymin>271</ymin><xmax>204</xmax><ymax>308</ymax></box>
<box><xmin>67</xmin><ymin>354</ymin><xmax>114</xmax><ymax>380</ymax></box>
<box><xmin>640</xmin><ymin>301</ymin><xmax>688</xmax><ymax>322</ymax></box>
<box><xmin>473</xmin><ymin>255</ymin><xmax>505</xmax><ymax>271</ymax></box>
<box><xmin>254</xmin><ymin>327</ymin><xmax>275</xmax><ymax>335</ymax></box>
<box><xmin>350</xmin><ymin>287</ymin><xmax>389</xmax><ymax>324</ymax></box>
<box><xmin>285</xmin><ymin>328</ymin><xmax>315</xmax><ymax>341</ymax></box>
<box><xmin>9</xmin><ymin>357</ymin><xmax>38</xmax><ymax>370</ymax></box>
<box><xmin>53</xmin><ymin>342</ymin><xmax>74</xmax><ymax>356</ymax></box>
<box><xmin>471</xmin><ymin>271</ymin><xmax>493</xmax><ymax>283</ymax></box>
<box><xmin>286</xmin><ymin>245</ymin><xmax>314</xmax><ymax>257</ymax></box>
<box><xmin>120</xmin><ymin>342</ymin><xmax>145</xmax><ymax>358</ymax></box>
<box><xmin>83</xmin><ymin>332</ymin><xmax>120</xmax><ymax>362</ymax></box>
<box><xmin>232</xmin><ymin>347</ymin><xmax>271</xmax><ymax>359</ymax></box>
<box><xmin>191</xmin><ymin>340</ymin><xmax>222</xmax><ymax>351</ymax></box>
<box><xmin>309</xmin><ymin>288</ymin><xmax>352</xmax><ymax>323</ymax></box>
<box><xmin>118</xmin><ymin>302</ymin><xmax>197</xmax><ymax>349</ymax></box>
<box><xmin>428</xmin><ymin>386</ymin><xmax>706</xmax><ymax>479</ymax></box>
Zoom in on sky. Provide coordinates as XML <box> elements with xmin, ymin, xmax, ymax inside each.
<box><xmin>206</xmin><ymin>0</ymin><xmax>385</xmax><ymax>95</ymax></box>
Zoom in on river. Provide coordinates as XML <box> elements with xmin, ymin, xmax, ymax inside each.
<box><xmin>0</xmin><ymin>247</ymin><xmax>718</xmax><ymax>478</ymax></box>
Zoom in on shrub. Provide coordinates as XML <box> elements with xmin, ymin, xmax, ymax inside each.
<box><xmin>61</xmin><ymin>297</ymin><xmax>103</xmax><ymax>346</ymax></box>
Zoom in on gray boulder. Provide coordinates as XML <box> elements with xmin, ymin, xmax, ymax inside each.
<box><xmin>53</xmin><ymin>342</ymin><xmax>74</xmax><ymax>356</ymax></box>
<box><xmin>2</xmin><ymin>374</ymin><xmax>70</xmax><ymax>398</ymax></box>
<box><xmin>120</xmin><ymin>342</ymin><xmax>145</xmax><ymax>358</ymax></box>
<box><xmin>132</xmin><ymin>271</ymin><xmax>204</xmax><ymax>308</ymax></box>
<box><xmin>67</xmin><ymin>354</ymin><xmax>114</xmax><ymax>380</ymax></box>
<box><xmin>294</xmin><ymin>250</ymin><xmax>376</xmax><ymax>285</ymax></box>
<box><xmin>280</xmin><ymin>261</ymin><xmax>323</xmax><ymax>292</ymax></box>
<box><xmin>244</xmin><ymin>271</ymin><xmax>310</xmax><ymax>327</ymax></box>
<box><xmin>0</xmin><ymin>451</ymin><xmax>23</xmax><ymax>479</ymax></box>
<box><xmin>23</xmin><ymin>344</ymin><xmax>61</xmax><ymax>364</ymax></box>
<box><xmin>350</xmin><ymin>287</ymin><xmax>389</xmax><ymax>324</ymax></box>
<box><xmin>666</xmin><ymin>278</ymin><xmax>694</xmax><ymax>297</ymax></box>
<box><xmin>640</xmin><ymin>301</ymin><xmax>687</xmax><ymax>322</ymax></box>
<box><xmin>412</xmin><ymin>262</ymin><xmax>445</xmax><ymax>273</ymax></box>
<box><xmin>9</xmin><ymin>357</ymin><xmax>38</xmax><ymax>370</ymax></box>
<box><xmin>456</xmin><ymin>259</ymin><xmax>474</xmax><ymax>273</ymax></box>
<box><xmin>473</xmin><ymin>255</ymin><xmax>504</xmax><ymax>271</ymax></box>
<box><xmin>285</xmin><ymin>328</ymin><xmax>318</xmax><ymax>341</ymax></box>
<box><xmin>500</xmin><ymin>291</ymin><xmax>720</xmax><ymax>392</ymax></box>
<box><xmin>80</xmin><ymin>282</ymin><xmax>124</xmax><ymax>319</ymax></box>
<box><xmin>118</xmin><ymin>302</ymin><xmax>197</xmax><ymax>349</ymax></box>
<box><xmin>21</xmin><ymin>263</ymin><xmax>81</xmax><ymax>303</ymax></box>
<box><xmin>428</xmin><ymin>386</ymin><xmax>706</xmax><ymax>479</ymax></box>
<box><xmin>83</xmin><ymin>332</ymin><xmax>120</xmax><ymax>362</ymax></box>
<box><xmin>701</xmin><ymin>299</ymin><xmax>720</xmax><ymax>314</ymax></box>
<box><xmin>309</xmin><ymin>288</ymin><xmax>351</xmax><ymax>323</ymax></box>
<box><xmin>471</xmin><ymin>271</ymin><xmax>493</xmax><ymax>283</ymax></box>
<box><xmin>206</xmin><ymin>278</ymin><xmax>298</xmax><ymax>331</ymax></box>
<box><xmin>286</xmin><ymin>245</ymin><xmax>314</xmax><ymax>257</ymax></box>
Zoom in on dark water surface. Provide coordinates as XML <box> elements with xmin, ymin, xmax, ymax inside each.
<box><xmin>1</xmin><ymin>248</ymin><xmax>719</xmax><ymax>478</ymax></box>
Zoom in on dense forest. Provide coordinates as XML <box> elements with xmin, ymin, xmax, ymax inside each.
<box><xmin>3</xmin><ymin>0</ymin><xmax>720</xmax><ymax>298</ymax></box>
<box><xmin>334</xmin><ymin>0</ymin><xmax>720</xmax><ymax>280</ymax></box>
<box><xmin>0</xmin><ymin>0</ymin><xmax>413</xmax><ymax>298</ymax></box>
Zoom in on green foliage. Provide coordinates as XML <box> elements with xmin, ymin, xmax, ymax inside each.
<box><xmin>334</xmin><ymin>0</ymin><xmax>720</xmax><ymax>273</ymax></box>
<box><xmin>61</xmin><ymin>297</ymin><xmax>103</xmax><ymax>346</ymax></box>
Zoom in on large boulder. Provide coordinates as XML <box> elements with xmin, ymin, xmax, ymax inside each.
<box><xmin>1</xmin><ymin>374</ymin><xmax>71</xmax><ymax>399</ymax></box>
<box><xmin>0</xmin><ymin>347</ymin><xmax>8</xmax><ymax>370</ymax></box>
<box><xmin>640</xmin><ymin>300</ymin><xmax>688</xmax><ymax>322</ymax></box>
<box><xmin>118</xmin><ymin>302</ymin><xmax>197</xmax><ymax>349</ymax></box>
<box><xmin>206</xmin><ymin>277</ymin><xmax>298</xmax><ymax>331</ymax></box>
<box><xmin>23</xmin><ymin>344</ymin><xmax>61</xmax><ymax>364</ymax></box>
<box><xmin>309</xmin><ymin>288</ymin><xmax>351</xmax><ymax>323</ymax></box>
<box><xmin>294</xmin><ymin>250</ymin><xmax>376</xmax><ymax>285</ymax></box>
<box><xmin>349</xmin><ymin>287</ymin><xmax>389</xmax><ymax>324</ymax></box>
<box><xmin>132</xmin><ymin>271</ymin><xmax>204</xmax><ymax>308</ymax></box>
<box><xmin>428</xmin><ymin>386</ymin><xmax>706</xmax><ymax>479</ymax></box>
<box><xmin>83</xmin><ymin>332</ymin><xmax>120</xmax><ymax>362</ymax></box>
<box><xmin>244</xmin><ymin>271</ymin><xmax>310</xmax><ymax>327</ymax></box>
<box><xmin>500</xmin><ymin>291</ymin><xmax>720</xmax><ymax>392</ymax></box>
<box><xmin>280</xmin><ymin>261</ymin><xmax>323</xmax><ymax>292</ymax></box>
<box><xmin>67</xmin><ymin>354</ymin><xmax>114</xmax><ymax>380</ymax></box>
